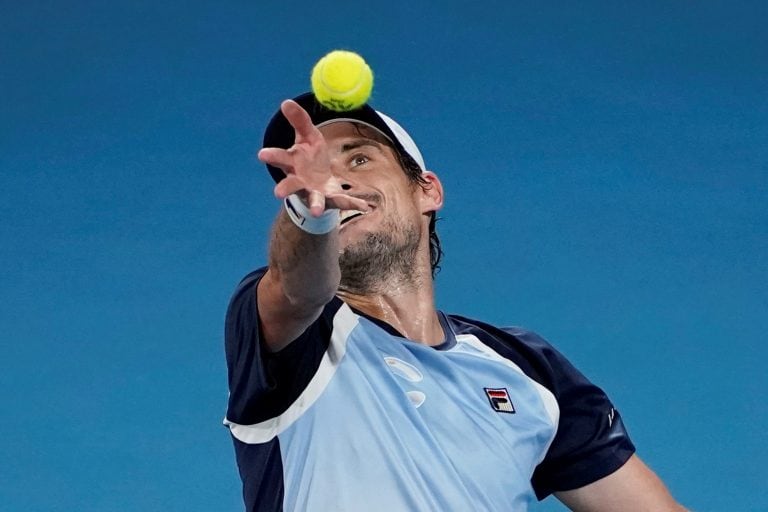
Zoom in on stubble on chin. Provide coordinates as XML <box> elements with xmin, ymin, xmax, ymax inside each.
<box><xmin>338</xmin><ymin>220</ymin><xmax>421</xmax><ymax>294</ymax></box>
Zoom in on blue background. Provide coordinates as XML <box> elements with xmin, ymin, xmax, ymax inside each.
<box><xmin>2</xmin><ymin>1</ymin><xmax>766</xmax><ymax>511</ymax></box>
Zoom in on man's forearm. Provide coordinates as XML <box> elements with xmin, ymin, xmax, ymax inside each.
<box><xmin>268</xmin><ymin>208</ymin><xmax>341</xmax><ymax>307</ymax></box>
<box><xmin>256</xmin><ymin>207</ymin><xmax>341</xmax><ymax>351</ymax></box>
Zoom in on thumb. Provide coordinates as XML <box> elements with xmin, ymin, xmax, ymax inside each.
<box><xmin>307</xmin><ymin>190</ymin><xmax>327</xmax><ymax>217</ymax></box>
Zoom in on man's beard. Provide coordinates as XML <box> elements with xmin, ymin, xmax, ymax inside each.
<box><xmin>339</xmin><ymin>216</ymin><xmax>421</xmax><ymax>293</ymax></box>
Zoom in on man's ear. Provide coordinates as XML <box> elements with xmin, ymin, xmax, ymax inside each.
<box><xmin>419</xmin><ymin>171</ymin><xmax>444</xmax><ymax>214</ymax></box>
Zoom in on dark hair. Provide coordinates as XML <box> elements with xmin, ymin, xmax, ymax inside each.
<box><xmin>393</xmin><ymin>149</ymin><xmax>443</xmax><ymax>278</ymax></box>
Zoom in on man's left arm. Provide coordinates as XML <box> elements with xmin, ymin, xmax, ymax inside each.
<box><xmin>555</xmin><ymin>454</ymin><xmax>687</xmax><ymax>512</ymax></box>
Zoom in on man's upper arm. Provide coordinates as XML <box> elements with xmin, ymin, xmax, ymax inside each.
<box><xmin>555</xmin><ymin>454</ymin><xmax>686</xmax><ymax>512</ymax></box>
<box><xmin>224</xmin><ymin>268</ymin><xmax>339</xmax><ymax>426</ymax></box>
<box><xmin>519</xmin><ymin>328</ymin><xmax>636</xmax><ymax>497</ymax></box>
<box><xmin>257</xmin><ymin>267</ymin><xmax>327</xmax><ymax>352</ymax></box>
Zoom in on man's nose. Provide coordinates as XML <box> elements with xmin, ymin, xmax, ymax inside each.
<box><xmin>330</xmin><ymin>160</ymin><xmax>353</xmax><ymax>191</ymax></box>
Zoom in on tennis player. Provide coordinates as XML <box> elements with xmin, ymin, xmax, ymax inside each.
<box><xmin>223</xmin><ymin>92</ymin><xmax>687</xmax><ymax>511</ymax></box>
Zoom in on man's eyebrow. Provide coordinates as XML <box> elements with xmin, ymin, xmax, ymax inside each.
<box><xmin>340</xmin><ymin>139</ymin><xmax>385</xmax><ymax>153</ymax></box>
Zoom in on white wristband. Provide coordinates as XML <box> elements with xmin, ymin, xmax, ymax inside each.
<box><xmin>283</xmin><ymin>194</ymin><xmax>340</xmax><ymax>235</ymax></box>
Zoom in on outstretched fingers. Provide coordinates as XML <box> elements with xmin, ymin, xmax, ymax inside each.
<box><xmin>258</xmin><ymin>147</ymin><xmax>295</xmax><ymax>173</ymax></box>
<box><xmin>273</xmin><ymin>175</ymin><xmax>306</xmax><ymax>199</ymax></box>
<box><xmin>306</xmin><ymin>190</ymin><xmax>326</xmax><ymax>217</ymax></box>
<box><xmin>326</xmin><ymin>193</ymin><xmax>370</xmax><ymax>213</ymax></box>
<box><xmin>274</xmin><ymin>175</ymin><xmax>370</xmax><ymax>219</ymax></box>
<box><xmin>264</xmin><ymin>99</ymin><xmax>362</xmax><ymax>219</ymax></box>
<box><xmin>281</xmin><ymin>100</ymin><xmax>323</xmax><ymax>145</ymax></box>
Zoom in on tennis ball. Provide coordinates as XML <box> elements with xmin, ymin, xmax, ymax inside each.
<box><xmin>311</xmin><ymin>50</ymin><xmax>373</xmax><ymax>111</ymax></box>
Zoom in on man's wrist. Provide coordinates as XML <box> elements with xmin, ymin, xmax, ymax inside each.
<box><xmin>283</xmin><ymin>194</ymin><xmax>340</xmax><ymax>235</ymax></box>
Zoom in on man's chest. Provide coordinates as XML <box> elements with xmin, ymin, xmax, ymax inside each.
<box><xmin>277</xmin><ymin>327</ymin><xmax>559</xmax><ymax>510</ymax></box>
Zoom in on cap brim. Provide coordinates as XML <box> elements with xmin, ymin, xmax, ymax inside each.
<box><xmin>262</xmin><ymin>92</ymin><xmax>413</xmax><ymax>183</ymax></box>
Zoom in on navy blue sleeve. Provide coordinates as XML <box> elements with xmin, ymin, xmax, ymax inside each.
<box><xmin>512</xmin><ymin>329</ymin><xmax>636</xmax><ymax>499</ymax></box>
<box><xmin>450</xmin><ymin>316</ymin><xmax>635</xmax><ymax>499</ymax></box>
<box><xmin>224</xmin><ymin>267</ymin><xmax>342</xmax><ymax>425</ymax></box>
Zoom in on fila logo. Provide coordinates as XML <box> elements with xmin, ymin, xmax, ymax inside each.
<box><xmin>484</xmin><ymin>387</ymin><xmax>515</xmax><ymax>414</ymax></box>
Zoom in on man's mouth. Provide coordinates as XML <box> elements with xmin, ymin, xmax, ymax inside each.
<box><xmin>340</xmin><ymin>210</ymin><xmax>366</xmax><ymax>226</ymax></box>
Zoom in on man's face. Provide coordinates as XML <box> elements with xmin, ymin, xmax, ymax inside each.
<box><xmin>319</xmin><ymin>121</ymin><xmax>426</xmax><ymax>289</ymax></box>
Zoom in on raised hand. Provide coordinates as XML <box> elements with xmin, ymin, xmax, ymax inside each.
<box><xmin>258</xmin><ymin>100</ymin><xmax>369</xmax><ymax>218</ymax></box>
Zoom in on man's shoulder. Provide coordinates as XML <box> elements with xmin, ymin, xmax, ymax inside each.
<box><xmin>445</xmin><ymin>313</ymin><xmax>554</xmax><ymax>353</ymax></box>
<box><xmin>444</xmin><ymin>313</ymin><xmax>577</xmax><ymax>391</ymax></box>
<box><xmin>232</xmin><ymin>266</ymin><xmax>268</xmax><ymax>292</ymax></box>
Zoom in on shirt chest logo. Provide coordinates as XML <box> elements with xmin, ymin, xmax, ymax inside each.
<box><xmin>484</xmin><ymin>387</ymin><xmax>516</xmax><ymax>414</ymax></box>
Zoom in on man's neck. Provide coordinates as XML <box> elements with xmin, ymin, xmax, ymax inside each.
<box><xmin>337</xmin><ymin>280</ymin><xmax>444</xmax><ymax>346</ymax></box>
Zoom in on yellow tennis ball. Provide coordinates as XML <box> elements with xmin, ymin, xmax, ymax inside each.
<box><xmin>311</xmin><ymin>50</ymin><xmax>373</xmax><ymax>111</ymax></box>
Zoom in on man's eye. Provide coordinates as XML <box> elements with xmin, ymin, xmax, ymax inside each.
<box><xmin>351</xmin><ymin>155</ymin><xmax>370</xmax><ymax>167</ymax></box>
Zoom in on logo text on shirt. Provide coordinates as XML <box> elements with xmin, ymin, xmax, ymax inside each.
<box><xmin>484</xmin><ymin>387</ymin><xmax>515</xmax><ymax>414</ymax></box>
